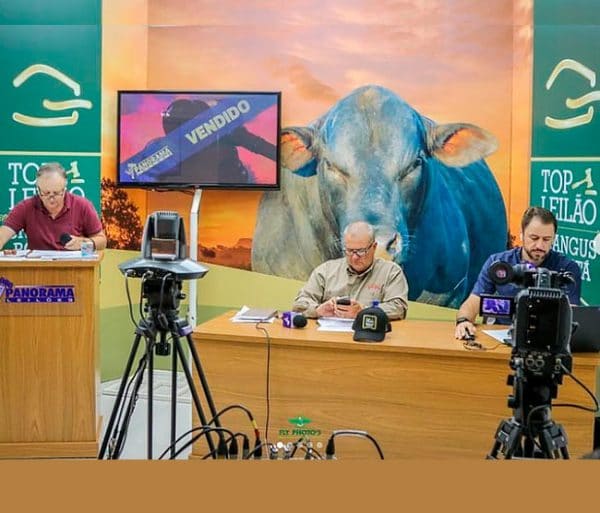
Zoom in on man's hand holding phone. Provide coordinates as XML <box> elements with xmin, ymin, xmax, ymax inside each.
<box><xmin>334</xmin><ymin>296</ymin><xmax>362</xmax><ymax>318</ymax></box>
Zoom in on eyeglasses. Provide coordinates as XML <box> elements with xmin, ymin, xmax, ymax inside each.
<box><xmin>343</xmin><ymin>243</ymin><xmax>374</xmax><ymax>257</ymax></box>
<box><xmin>37</xmin><ymin>187</ymin><xmax>66</xmax><ymax>199</ymax></box>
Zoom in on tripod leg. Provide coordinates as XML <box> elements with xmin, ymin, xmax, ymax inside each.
<box><xmin>170</xmin><ymin>333</ymin><xmax>178</xmax><ymax>459</ymax></box>
<box><xmin>487</xmin><ymin>418</ymin><xmax>522</xmax><ymax>459</ymax></box>
<box><xmin>146</xmin><ymin>334</ymin><xmax>156</xmax><ymax>459</ymax></box>
<box><xmin>185</xmin><ymin>333</ymin><xmax>222</xmax><ymax>427</ymax></box>
<box><xmin>538</xmin><ymin>428</ymin><xmax>557</xmax><ymax>459</ymax></box>
<box><xmin>111</xmin><ymin>350</ymin><xmax>148</xmax><ymax>459</ymax></box>
<box><xmin>539</xmin><ymin>421</ymin><xmax>570</xmax><ymax>460</ymax></box>
<box><xmin>99</xmin><ymin>333</ymin><xmax>143</xmax><ymax>459</ymax></box>
<box><xmin>172</xmin><ymin>333</ymin><xmax>219</xmax><ymax>456</ymax></box>
<box><xmin>501</xmin><ymin>420</ymin><xmax>525</xmax><ymax>459</ymax></box>
<box><xmin>487</xmin><ymin>439</ymin><xmax>502</xmax><ymax>459</ymax></box>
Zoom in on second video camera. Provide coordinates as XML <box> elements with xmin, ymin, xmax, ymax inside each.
<box><xmin>487</xmin><ymin>261</ymin><xmax>575</xmax><ymax>378</ymax></box>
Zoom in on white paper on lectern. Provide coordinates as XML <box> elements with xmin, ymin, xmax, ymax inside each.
<box><xmin>27</xmin><ymin>250</ymin><xmax>98</xmax><ymax>260</ymax></box>
<box><xmin>0</xmin><ymin>249</ymin><xmax>29</xmax><ymax>259</ymax></box>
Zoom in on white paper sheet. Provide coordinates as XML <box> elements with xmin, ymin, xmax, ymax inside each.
<box><xmin>0</xmin><ymin>250</ymin><xmax>98</xmax><ymax>260</ymax></box>
<box><xmin>0</xmin><ymin>249</ymin><xmax>29</xmax><ymax>260</ymax></box>
<box><xmin>482</xmin><ymin>329</ymin><xmax>512</xmax><ymax>345</ymax></box>
<box><xmin>317</xmin><ymin>317</ymin><xmax>354</xmax><ymax>332</ymax></box>
<box><xmin>27</xmin><ymin>250</ymin><xmax>97</xmax><ymax>259</ymax></box>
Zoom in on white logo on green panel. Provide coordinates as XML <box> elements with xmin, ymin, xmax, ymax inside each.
<box><xmin>12</xmin><ymin>64</ymin><xmax>93</xmax><ymax>127</ymax></box>
<box><xmin>545</xmin><ymin>59</ymin><xmax>600</xmax><ymax>130</ymax></box>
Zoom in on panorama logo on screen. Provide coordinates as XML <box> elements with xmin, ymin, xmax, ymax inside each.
<box><xmin>0</xmin><ymin>277</ymin><xmax>75</xmax><ymax>303</ymax></box>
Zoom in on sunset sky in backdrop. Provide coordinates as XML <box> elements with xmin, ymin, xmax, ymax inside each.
<box><xmin>103</xmin><ymin>0</ymin><xmax>533</xmax><ymax>247</ymax></box>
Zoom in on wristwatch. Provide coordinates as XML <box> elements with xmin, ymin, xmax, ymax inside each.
<box><xmin>455</xmin><ymin>316</ymin><xmax>471</xmax><ymax>325</ymax></box>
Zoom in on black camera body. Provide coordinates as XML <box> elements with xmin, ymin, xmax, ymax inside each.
<box><xmin>488</xmin><ymin>261</ymin><xmax>574</xmax><ymax>379</ymax></box>
<box><xmin>486</xmin><ymin>261</ymin><xmax>577</xmax><ymax>459</ymax></box>
<box><xmin>119</xmin><ymin>211</ymin><xmax>208</xmax><ymax>281</ymax></box>
<box><xmin>512</xmin><ymin>287</ymin><xmax>572</xmax><ymax>378</ymax></box>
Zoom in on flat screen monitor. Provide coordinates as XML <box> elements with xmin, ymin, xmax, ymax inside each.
<box><xmin>117</xmin><ymin>90</ymin><xmax>281</xmax><ymax>189</ymax></box>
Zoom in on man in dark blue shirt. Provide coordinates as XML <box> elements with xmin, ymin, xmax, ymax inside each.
<box><xmin>455</xmin><ymin>206</ymin><xmax>581</xmax><ymax>339</ymax></box>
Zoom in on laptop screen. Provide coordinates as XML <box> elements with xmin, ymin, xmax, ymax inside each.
<box><xmin>570</xmin><ymin>306</ymin><xmax>600</xmax><ymax>352</ymax></box>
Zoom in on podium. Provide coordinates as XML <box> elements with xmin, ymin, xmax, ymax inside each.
<box><xmin>0</xmin><ymin>257</ymin><xmax>101</xmax><ymax>458</ymax></box>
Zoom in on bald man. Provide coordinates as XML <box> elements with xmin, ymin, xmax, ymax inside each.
<box><xmin>292</xmin><ymin>221</ymin><xmax>408</xmax><ymax>320</ymax></box>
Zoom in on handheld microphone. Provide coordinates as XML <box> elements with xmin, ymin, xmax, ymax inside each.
<box><xmin>293</xmin><ymin>313</ymin><xmax>307</xmax><ymax>328</ymax></box>
<box><xmin>59</xmin><ymin>233</ymin><xmax>72</xmax><ymax>246</ymax></box>
<box><xmin>282</xmin><ymin>311</ymin><xmax>307</xmax><ymax>328</ymax></box>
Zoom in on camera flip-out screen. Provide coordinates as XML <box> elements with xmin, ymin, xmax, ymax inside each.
<box><xmin>150</xmin><ymin>238</ymin><xmax>178</xmax><ymax>261</ymax></box>
<box><xmin>479</xmin><ymin>294</ymin><xmax>514</xmax><ymax>318</ymax></box>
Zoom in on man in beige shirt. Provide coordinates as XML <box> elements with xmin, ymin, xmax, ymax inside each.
<box><xmin>292</xmin><ymin>221</ymin><xmax>408</xmax><ymax>320</ymax></box>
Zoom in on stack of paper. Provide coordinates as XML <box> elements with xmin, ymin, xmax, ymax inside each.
<box><xmin>231</xmin><ymin>305</ymin><xmax>277</xmax><ymax>323</ymax></box>
<box><xmin>27</xmin><ymin>250</ymin><xmax>98</xmax><ymax>260</ymax></box>
<box><xmin>317</xmin><ymin>317</ymin><xmax>355</xmax><ymax>332</ymax></box>
<box><xmin>0</xmin><ymin>249</ymin><xmax>29</xmax><ymax>259</ymax></box>
<box><xmin>0</xmin><ymin>249</ymin><xmax>99</xmax><ymax>260</ymax></box>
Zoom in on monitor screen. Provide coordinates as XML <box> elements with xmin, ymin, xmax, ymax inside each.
<box><xmin>117</xmin><ymin>90</ymin><xmax>281</xmax><ymax>189</ymax></box>
<box><xmin>480</xmin><ymin>294</ymin><xmax>514</xmax><ymax>317</ymax></box>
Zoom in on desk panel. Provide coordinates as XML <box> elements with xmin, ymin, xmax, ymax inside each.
<box><xmin>192</xmin><ymin>314</ymin><xmax>600</xmax><ymax>459</ymax></box>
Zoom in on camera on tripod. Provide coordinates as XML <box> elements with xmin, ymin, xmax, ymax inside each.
<box><xmin>118</xmin><ymin>211</ymin><xmax>208</xmax><ymax>353</ymax></box>
<box><xmin>486</xmin><ymin>261</ymin><xmax>576</xmax><ymax>459</ymax></box>
<box><xmin>487</xmin><ymin>261</ymin><xmax>575</xmax><ymax>376</ymax></box>
<box><xmin>100</xmin><ymin>211</ymin><xmax>221</xmax><ymax>460</ymax></box>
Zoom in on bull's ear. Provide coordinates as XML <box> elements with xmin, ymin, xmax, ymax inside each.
<box><xmin>281</xmin><ymin>127</ymin><xmax>318</xmax><ymax>177</ymax></box>
<box><xmin>427</xmin><ymin>123</ymin><xmax>498</xmax><ymax>167</ymax></box>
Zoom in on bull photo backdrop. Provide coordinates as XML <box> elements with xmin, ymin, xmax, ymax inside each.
<box><xmin>103</xmin><ymin>0</ymin><xmax>542</xmax><ymax>314</ymax></box>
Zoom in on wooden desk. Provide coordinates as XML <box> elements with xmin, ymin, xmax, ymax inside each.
<box><xmin>0</xmin><ymin>258</ymin><xmax>100</xmax><ymax>458</ymax></box>
<box><xmin>191</xmin><ymin>312</ymin><xmax>600</xmax><ymax>459</ymax></box>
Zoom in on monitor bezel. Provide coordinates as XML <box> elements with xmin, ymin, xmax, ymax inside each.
<box><xmin>116</xmin><ymin>90</ymin><xmax>282</xmax><ymax>191</ymax></box>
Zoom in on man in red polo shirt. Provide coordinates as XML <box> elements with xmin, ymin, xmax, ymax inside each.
<box><xmin>0</xmin><ymin>162</ymin><xmax>107</xmax><ymax>251</ymax></box>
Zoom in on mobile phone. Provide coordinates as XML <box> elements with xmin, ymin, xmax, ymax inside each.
<box><xmin>336</xmin><ymin>296</ymin><xmax>351</xmax><ymax>306</ymax></box>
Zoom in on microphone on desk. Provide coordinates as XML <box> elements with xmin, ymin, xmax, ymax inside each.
<box><xmin>59</xmin><ymin>233</ymin><xmax>72</xmax><ymax>246</ymax></box>
<box><xmin>293</xmin><ymin>314</ymin><xmax>307</xmax><ymax>328</ymax></box>
<box><xmin>282</xmin><ymin>311</ymin><xmax>307</xmax><ymax>329</ymax></box>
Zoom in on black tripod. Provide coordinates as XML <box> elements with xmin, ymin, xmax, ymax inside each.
<box><xmin>487</xmin><ymin>356</ymin><xmax>569</xmax><ymax>459</ymax></box>
<box><xmin>99</xmin><ymin>277</ymin><xmax>222</xmax><ymax>459</ymax></box>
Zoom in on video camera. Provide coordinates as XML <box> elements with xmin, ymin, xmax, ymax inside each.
<box><xmin>119</xmin><ymin>211</ymin><xmax>208</xmax><ymax>281</ymax></box>
<box><xmin>485</xmin><ymin>261</ymin><xmax>578</xmax><ymax>459</ymax></box>
<box><xmin>119</xmin><ymin>211</ymin><xmax>208</xmax><ymax>315</ymax></box>
<box><xmin>486</xmin><ymin>261</ymin><xmax>575</xmax><ymax>379</ymax></box>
